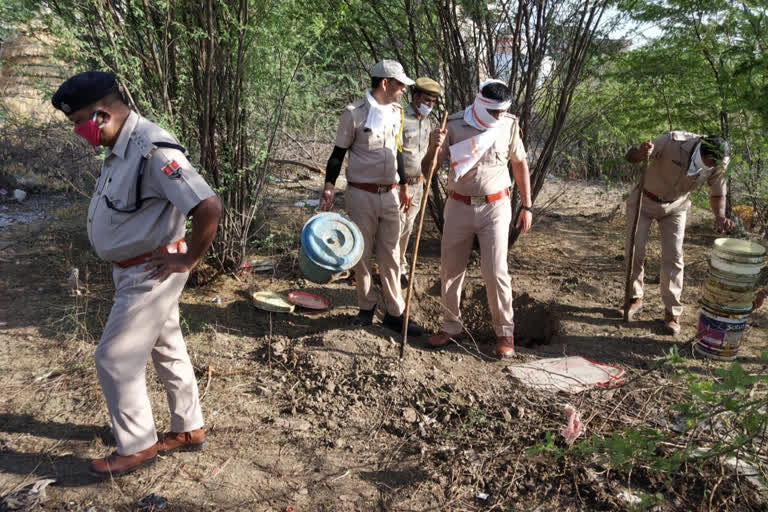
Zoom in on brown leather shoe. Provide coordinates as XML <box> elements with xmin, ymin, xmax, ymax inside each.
<box><xmin>618</xmin><ymin>298</ymin><xmax>643</xmax><ymax>321</ymax></box>
<box><xmin>496</xmin><ymin>336</ymin><xmax>515</xmax><ymax>358</ymax></box>
<box><xmin>664</xmin><ymin>310</ymin><xmax>681</xmax><ymax>336</ymax></box>
<box><xmin>89</xmin><ymin>445</ymin><xmax>157</xmax><ymax>477</ymax></box>
<box><xmin>426</xmin><ymin>331</ymin><xmax>455</xmax><ymax>349</ymax></box>
<box><xmin>156</xmin><ymin>428</ymin><xmax>205</xmax><ymax>453</ymax></box>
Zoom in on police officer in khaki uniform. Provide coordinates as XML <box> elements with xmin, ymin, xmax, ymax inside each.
<box><xmin>422</xmin><ymin>80</ymin><xmax>532</xmax><ymax>358</ymax></box>
<box><xmin>52</xmin><ymin>71</ymin><xmax>222</xmax><ymax>477</ymax></box>
<box><xmin>319</xmin><ymin>60</ymin><xmax>424</xmax><ymax>336</ymax></box>
<box><xmin>620</xmin><ymin>132</ymin><xmax>732</xmax><ymax>335</ymax></box>
<box><xmin>399</xmin><ymin>77</ymin><xmax>441</xmax><ymax>287</ymax></box>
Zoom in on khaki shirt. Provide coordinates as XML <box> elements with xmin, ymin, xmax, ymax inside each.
<box><xmin>401</xmin><ymin>104</ymin><xmax>431</xmax><ymax>178</ymax></box>
<box><xmin>334</xmin><ymin>97</ymin><xmax>402</xmax><ymax>184</ymax></box>
<box><xmin>643</xmin><ymin>131</ymin><xmax>727</xmax><ymax>202</ymax></box>
<box><xmin>87</xmin><ymin>111</ymin><xmax>215</xmax><ymax>262</ymax></box>
<box><xmin>439</xmin><ymin>111</ymin><xmax>526</xmax><ymax>196</ymax></box>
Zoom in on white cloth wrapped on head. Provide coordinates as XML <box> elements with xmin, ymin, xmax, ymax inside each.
<box><xmin>687</xmin><ymin>142</ymin><xmax>712</xmax><ymax>176</ymax></box>
<box><xmin>450</xmin><ymin>79</ymin><xmax>512</xmax><ymax>182</ymax></box>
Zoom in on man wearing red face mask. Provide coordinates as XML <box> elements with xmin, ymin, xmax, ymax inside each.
<box><xmin>52</xmin><ymin>71</ymin><xmax>222</xmax><ymax>477</ymax></box>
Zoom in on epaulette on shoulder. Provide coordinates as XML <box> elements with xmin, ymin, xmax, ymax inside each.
<box><xmin>668</xmin><ymin>130</ymin><xmax>698</xmax><ymax>142</ymax></box>
<box><xmin>131</xmin><ymin>119</ymin><xmax>183</xmax><ymax>159</ymax></box>
<box><xmin>347</xmin><ymin>98</ymin><xmax>367</xmax><ymax>111</ymax></box>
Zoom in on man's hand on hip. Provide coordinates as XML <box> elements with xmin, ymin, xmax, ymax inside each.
<box><xmin>146</xmin><ymin>252</ymin><xmax>195</xmax><ymax>282</ymax></box>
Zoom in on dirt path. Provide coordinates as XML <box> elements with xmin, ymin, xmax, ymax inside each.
<box><xmin>1</xmin><ymin>176</ymin><xmax>766</xmax><ymax>511</ymax></box>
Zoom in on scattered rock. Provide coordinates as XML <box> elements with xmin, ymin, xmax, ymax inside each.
<box><xmin>502</xmin><ymin>408</ymin><xmax>512</xmax><ymax>423</ymax></box>
<box><xmin>276</xmin><ymin>417</ymin><xmax>311</xmax><ymax>431</ymax></box>
<box><xmin>403</xmin><ymin>407</ymin><xmax>418</xmax><ymax>423</ymax></box>
<box><xmin>1</xmin><ymin>478</ymin><xmax>56</xmax><ymax>511</ymax></box>
<box><xmin>137</xmin><ymin>493</ymin><xmax>167</xmax><ymax>511</ymax></box>
<box><xmin>324</xmin><ymin>381</ymin><xmax>336</xmax><ymax>394</ymax></box>
<box><xmin>616</xmin><ymin>489</ymin><xmax>641</xmax><ymax>505</ymax></box>
<box><xmin>272</xmin><ymin>341</ymin><xmax>285</xmax><ymax>356</ymax></box>
<box><xmin>13</xmin><ymin>189</ymin><xmax>27</xmax><ymax>202</ymax></box>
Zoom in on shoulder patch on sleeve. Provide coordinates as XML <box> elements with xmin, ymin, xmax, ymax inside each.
<box><xmin>161</xmin><ymin>160</ymin><xmax>183</xmax><ymax>180</ymax></box>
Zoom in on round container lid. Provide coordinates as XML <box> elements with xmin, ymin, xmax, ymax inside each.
<box><xmin>251</xmin><ymin>290</ymin><xmax>295</xmax><ymax>313</ymax></box>
<box><xmin>301</xmin><ymin>213</ymin><xmax>364</xmax><ymax>271</ymax></box>
<box><xmin>713</xmin><ymin>238</ymin><xmax>766</xmax><ymax>258</ymax></box>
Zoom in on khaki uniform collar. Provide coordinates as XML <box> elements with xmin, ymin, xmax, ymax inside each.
<box><xmin>107</xmin><ymin>111</ymin><xmax>139</xmax><ymax>160</ymax></box>
<box><xmin>406</xmin><ymin>103</ymin><xmax>420</xmax><ymax>119</ymax></box>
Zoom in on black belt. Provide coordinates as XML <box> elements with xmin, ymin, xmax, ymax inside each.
<box><xmin>642</xmin><ymin>188</ymin><xmax>673</xmax><ymax>204</ymax></box>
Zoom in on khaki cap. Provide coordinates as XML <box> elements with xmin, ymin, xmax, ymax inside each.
<box><xmin>371</xmin><ymin>60</ymin><xmax>414</xmax><ymax>86</ymax></box>
<box><xmin>413</xmin><ymin>77</ymin><xmax>441</xmax><ymax>96</ymax></box>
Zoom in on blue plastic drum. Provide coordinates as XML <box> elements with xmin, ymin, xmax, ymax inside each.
<box><xmin>299</xmin><ymin>212</ymin><xmax>363</xmax><ymax>283</ymax></box>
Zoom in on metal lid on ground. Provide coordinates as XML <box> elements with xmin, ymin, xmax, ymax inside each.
<box><xmin>300</xmin><ymin>212</ymin><xmax>363</xmax><ymax>271</ymax></box>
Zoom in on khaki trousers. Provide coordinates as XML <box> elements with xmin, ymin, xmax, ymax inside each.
<box><xmin>345</xmin><ymin>186</ymin><xmax>405</xmax><ymax>316</ymax></box>
<box><xmin>625</xmin><ymin>188</ymin><xmax>689</xmax><ymax>317</ymax></box>
<box><xmin>94</xmin><ymin>264</ymin><xmax>204</xmax><ymax>455</ymax></box>
<box><xmin>440</xmin><ymin>196</ymin><xmax>514</xmax><ymax>336</ymax></box>
<box><xmin>399</xmin><ymin>183</ymin><xmax>425</xmax><ymax>269</ymax></box>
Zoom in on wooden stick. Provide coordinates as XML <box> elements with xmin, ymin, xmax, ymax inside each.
<box><xmin>401</xmin><ymin>113</ymin><xmax>449</xmax><ymax>358</ymax></box>
<box><xmin>623</xmin><ymin>157</ymin><xmax>649</xmax><ymax>322</ymax></box>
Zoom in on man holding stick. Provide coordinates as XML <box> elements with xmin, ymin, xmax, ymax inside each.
<box><xmin>421</xmin><ymin>80</ymin><xmax>532</xmax><ymax>358</ymax></box>
<box><xmin>620</xmin><ymin>133</ymin><xmax>732</xmax><ymax>335</ymax></box>
<box><xmin>398</xmin><ymin>77</ymin><xmax>441</xmax><ymax>288</ymax></box>
<box><xmin>319</xmin><ymin>60</ymin><xmax>425</xmax><ymax>337</ymax></box>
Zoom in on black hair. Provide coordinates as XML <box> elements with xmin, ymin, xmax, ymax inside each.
<box><xmin>371</xmin><ymin>76</ymin><xmax>388</xmax><ymax>90</ymax></box>
<box><xmin>101</xmin><ymin>86</ymin><xmax>126</xmax><ymax>106</ymax></box>
<box><xmin>700</xmin><ymin>135</ymin><xmax>730</xmax><ymax>161</ymax></box>
<box><xmin>481</xmin><ymin>81</ymin><xmax>512</xmax><ymax>103</ymax></box>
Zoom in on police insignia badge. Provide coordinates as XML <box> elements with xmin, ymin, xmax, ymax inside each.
<box><xmin>162</xmin><ymin>160</ymin><xmax>182</xmax><ymax>179</ymax></box>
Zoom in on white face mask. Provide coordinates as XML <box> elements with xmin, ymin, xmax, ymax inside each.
<box><xmin>416</xmin><ymin>103</ymin><xmax>432</xmax><ymax>117</ymax></box>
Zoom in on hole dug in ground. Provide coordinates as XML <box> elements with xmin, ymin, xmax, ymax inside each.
<box><xmin>513</xmin><ymin>293</ymin><xmax>560</xmax><ymax>347</ymax></box>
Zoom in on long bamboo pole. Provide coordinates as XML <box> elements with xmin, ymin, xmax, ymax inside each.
<box><xmin>623</xmin><ymin>156</ymin><xmax>649</xmax><ymax>322</ymax></box>
<box><xmin>400</xmin><ymin>113</ymin><xmax>449</xmax><ymax>358</ymax></box>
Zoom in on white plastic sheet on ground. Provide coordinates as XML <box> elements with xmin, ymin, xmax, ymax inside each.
<box><xmin>505</xmin><ymin>356</ymin><xmax>624</xmax><ymax>393</ymax></box>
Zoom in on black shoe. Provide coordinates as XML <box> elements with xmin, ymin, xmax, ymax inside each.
<box><xmin>400</xmin><ymin>273</ymin><xmax>409</xmax><ymax>288</ymax></box>
<box><xmin>352</xmin><ymin>308</ymin><xmax>375</xmax><ymax>326</ymax></box>
<box><xmin>382</xmin><ymin>313</ymin><xmax>425</xmax><ymax>337</ymax></box>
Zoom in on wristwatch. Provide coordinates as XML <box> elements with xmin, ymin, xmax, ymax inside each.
<box><xmin>521</xmin><ymin>205</ymin><xmax>533</xmax><ymax>212</ymax></box>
